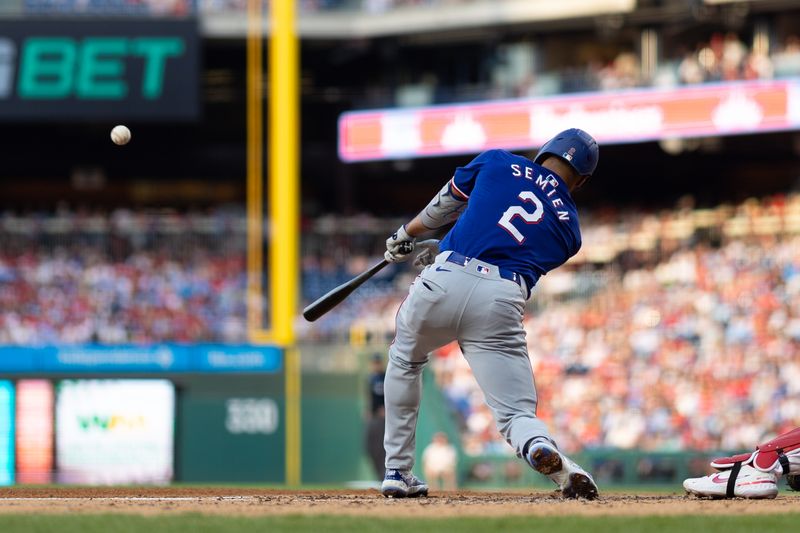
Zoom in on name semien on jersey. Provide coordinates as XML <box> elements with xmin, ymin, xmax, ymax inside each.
<box><xmin>509</xmin><ymin>164</ymin><xmax>571</xmax><ymax>221</ymax></box>
<box><xmin>439</xmin><ymin>149</ymin><xmax>582</xmax><ymax>291</ymax></box>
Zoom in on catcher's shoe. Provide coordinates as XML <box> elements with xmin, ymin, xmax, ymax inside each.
<box><xmin>381</xmin><ymin>469</ymin><xmax>429</xmax><ymax>498</ymax></box>
<box><xmin>527</xmin><ymin>441</ymin><xmax>599</xmax><ymax>500</ymax></box>
<box><xmin>683</xmin><ymin>464</ymin><xmax>778</xmax><ymax>499</ymax></box>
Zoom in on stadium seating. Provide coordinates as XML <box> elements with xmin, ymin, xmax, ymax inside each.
<box><xmin>2</xmin><ymin>196</ymin><xmax>800</xmax><ymax>454</ymax></box>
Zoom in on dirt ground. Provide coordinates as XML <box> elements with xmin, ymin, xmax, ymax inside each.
<box><xmin>0</xmin><ymin>487</ymin><xmax>798</xmax><ymax>517</ymax></box>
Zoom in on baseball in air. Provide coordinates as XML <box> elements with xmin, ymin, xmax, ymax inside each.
<box><xmin>110</xmin><ymin>125</ymin><xmax>131</xmax><ymax>146</ymax></box>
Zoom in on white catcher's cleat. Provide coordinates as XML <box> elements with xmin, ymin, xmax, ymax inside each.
<box><xmin>381</xmin><ymin>469</ymin><xmax>429</xmax><ymax>498</ymax></box>
<box><xmin>527</xmin><ymin>441</ymin><xmax>599</xmax><ymax>499</ymax></box>
<box><xmin>683</xmin><ymin>464</ymin><xmax>778</xmax><ymax>499</ymax></box>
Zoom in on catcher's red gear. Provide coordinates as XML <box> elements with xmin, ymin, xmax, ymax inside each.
<box><xmin>711</xmin><ymin>427</ymin><xmax>800</xmax><ymax>475</ymax></box>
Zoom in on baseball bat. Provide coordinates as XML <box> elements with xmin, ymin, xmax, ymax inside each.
<box><xmin>302</xmin><ymin>242</ymin><xmax>413</xmax><ymax>322</ymax></box>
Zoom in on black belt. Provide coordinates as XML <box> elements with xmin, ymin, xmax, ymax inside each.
<box><xmin>446</xmin><ymin>252</ymin><xmax>528</xmax><ymax>297</ymax></box>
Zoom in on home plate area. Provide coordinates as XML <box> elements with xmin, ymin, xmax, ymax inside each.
<box><xmin>0</xmin><ymin>488</ymin><xmax>798</xmax><ymax>517</ymax></box>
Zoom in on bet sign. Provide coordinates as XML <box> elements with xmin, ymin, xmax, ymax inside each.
<box><xmin>0</xmin><ymin>20</ymin><xmax>199</xmax><ymax>121</ymax></box>
<box><xmin>17</xmin><ymin>37</ymin><xmax>184</xmax><ymax>99</ymax></box>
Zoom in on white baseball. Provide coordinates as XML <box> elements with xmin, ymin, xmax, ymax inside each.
<box><xmin>110</xmin><ymin>125</ymin><xmax>131</xmax><ymax>146</ymax></box>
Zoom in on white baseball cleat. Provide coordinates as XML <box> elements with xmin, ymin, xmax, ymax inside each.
<box><xmin>381</xmin><ymin>469</ymin><xmax>429</xmax><ymax>498</ymax></box>
<box><xmin>683</xmin><ymin>465</ymin><xmax>778</xmax><ymax>499</ymax></box>
<box><xmin>527</xmin><ymin>441</ymin><xmax>599</xmax><ymax>500</ymax></box>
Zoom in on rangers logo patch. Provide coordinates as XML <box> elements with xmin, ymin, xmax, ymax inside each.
<box><xmin>476</xmin><ymin>265</ymin><xmax>490</xmax><ymax>275</ymax></box>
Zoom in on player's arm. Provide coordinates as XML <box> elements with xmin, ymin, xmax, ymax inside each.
<box><xmin>384</xmin><ymin>182</ymin><xmax>466</xmax><ymax>263</ymax></box>
<box><xmin>384</xmin><ymin>151</ymin><xmax>494</xmax><ymax>263</ymax></box>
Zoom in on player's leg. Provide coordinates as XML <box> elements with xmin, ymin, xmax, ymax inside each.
<box><xmin>382</xmin><ymin>268</ymin><xmax>465</xmax><ymax>496</ymax></box>
<box><xmin>384</xmin><ymin>277</ymin><xmax>452</xmax><ymax>471</ymax></box>
<box><xmin>684</xmin><ymin>426</ymin><xmax>800</xmax><ymax>498</ymax></box>
<box><xmin>457</xmin><ymin>277</ymin><xmax>549</xmax><ymax>456</ymax></box>
<box><xmin>442</xmin><ymin>468</ymin><xmax>457</xmax><ymax>490</ymax></box>
<box><xmin>423</xmin><ymin>468</ymin><xmax>442</xmax><ymax>491</ymax></box>
<box><xmin>710</xmin><ymin>426</ymin><xmax>800</xmax><ymax>477</ymax></box>
<box><xmin>457</xmin><ymin>278</ymin><xmax>598</xmax><ymax>499</ymax></box>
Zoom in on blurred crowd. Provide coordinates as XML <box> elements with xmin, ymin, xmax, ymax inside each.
<box><xmin>0</xmin><ymin>209</ymin><xmax>247</xmax><ymax>344</ymax></box>
<box><xmin>3</xmin><ymin>196</ymin><xmax>800</xmax><ymax>456</ymax></box>
<box><xmin>503</xmin><ymin>32</ymin><xmax>800</xmax><ymax>100</ymax></box>
<box><xmin>0</xmin><ymin>209</ymin><xmax>407</xmax><ymax>346</ymax></box>
<box><xmin>339</xmin><ymin>195</ymin><xmax>800</xmax><ymax>455</ymax></box>
<box><xmin>433</xmin><ymin>227</ymin><xmax>800</xmax><ymax>455</ymax></box>
<box><xmin>673</xmin><ymin>32</ymin><xmax>800</xmax><ymax>86</ymax></box>
<box><xmin>353</xmin><ymin>30</ymin><xmax>800</xmax><ymax>109</ymax></box>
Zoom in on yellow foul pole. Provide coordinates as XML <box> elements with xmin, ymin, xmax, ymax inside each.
<box><xmin>246</xmin><ymin>0</ymin><xmax>300</xmax><ymax>486</ymax></box>
<box><xmin>246</xmin><ymin>0</ymin><xmax>264</xmax><ymax>337</ymax></box>
<box><xmin>270</xmin><ymin>0</ymin><xmax>301</xmax><ymax>486</ymax></box>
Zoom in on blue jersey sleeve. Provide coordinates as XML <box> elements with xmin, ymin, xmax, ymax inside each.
<box><xmin>571</xmin><ymin>231</ymin><xmax>582</xmax><ymax>258</ymax></box>
<box><xmin>450</xmin><ymin>150</ymin><xmax>498</xmax><ymax>200</ymax></box>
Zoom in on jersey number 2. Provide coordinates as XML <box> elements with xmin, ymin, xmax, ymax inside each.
<box><xmin>498</xmin><ymin>191</ymin><xmax>544</xmax><ymax>244</ymax></box>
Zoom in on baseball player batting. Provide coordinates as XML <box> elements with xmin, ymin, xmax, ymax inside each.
<box><xmin>380</xmin><ymin>128</ymin><xmax>600</xmax><ymax>499</ymax></box>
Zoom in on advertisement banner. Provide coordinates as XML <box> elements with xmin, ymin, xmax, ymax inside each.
<box><xmin>15</xmin><ymin>380</ymin><xmax>54</xmax><ymax>484</ymax></box>
<box><xmin>44</xmin><ymin>344</ymin><xmax>191</xmax><ymax>373</ymax></box>
<box><xmin>0</xmin><ymin>19</ymin><xmax>199</xmax><ymax>121</ymax></box>
<box><xmin>56</xmin><ymin>379</ymin><xmax>174</xmax><ymax>484</ymax></box>
<box><xmin>197</xmin><ymin>344</ymin><xmax>283</xmax><ymax>373</ymax></box>
<box><xmin>339</xmin><ymin>79</ymin><xmax>800</xmax><ymax>161</ymax></box>
<box><xmin>0</xmin><ymin>381</ymin><xmax>13</xmax><ymax>486</ymax></box>
<box><xmin>0</xmin><ymin>343</ymin><xmax>283</xmax><ymax>373</ymax></box>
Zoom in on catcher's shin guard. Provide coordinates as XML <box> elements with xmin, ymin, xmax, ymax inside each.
<box><xmin>711</xmin><ymin>427</ymin><xmax>800</xmax><ymax>479</ymax></box>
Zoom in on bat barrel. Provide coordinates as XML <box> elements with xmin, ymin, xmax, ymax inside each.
<box><xmin>302</xmin><ymin>259</ymin><xmax>390</xmax><ymax>322</ymax></box>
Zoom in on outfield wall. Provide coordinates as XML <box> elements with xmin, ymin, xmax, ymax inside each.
<box><xmin>0</xmin><ymin>344</ymin><xmax>369</xmax><ymax>486</ymax></box>
<box><xmin>0</xmin><ymin>342</ymin><xmax>727</xmax><ymax>487</ymax></box>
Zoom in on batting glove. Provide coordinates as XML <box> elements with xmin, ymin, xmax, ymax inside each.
<box><xmin>413</xmin><ymin>239</ymin><xmax>440</xmax><ymax>268</ymax></box>
<box><xmin>385</xmin><ymin>225</ymin><xmax>415</xmax><ymax>263</ymax></box>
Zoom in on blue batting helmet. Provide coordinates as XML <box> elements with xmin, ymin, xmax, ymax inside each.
<box><xmin>533</xmin><ymin>128</ymin><xmax>599</xmax><ymax>177</ymax></box>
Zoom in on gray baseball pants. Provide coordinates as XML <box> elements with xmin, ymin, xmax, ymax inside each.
<box><xmin>384</xmin><ymin>251</ymin><xmax>552</xmax><ymax>470</ymax></box>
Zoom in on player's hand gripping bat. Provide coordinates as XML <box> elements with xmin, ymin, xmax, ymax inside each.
<box><xmin>302</xmin><ymin>242</ymin><xmax>413</xmax><ymax>322</ymax></box>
